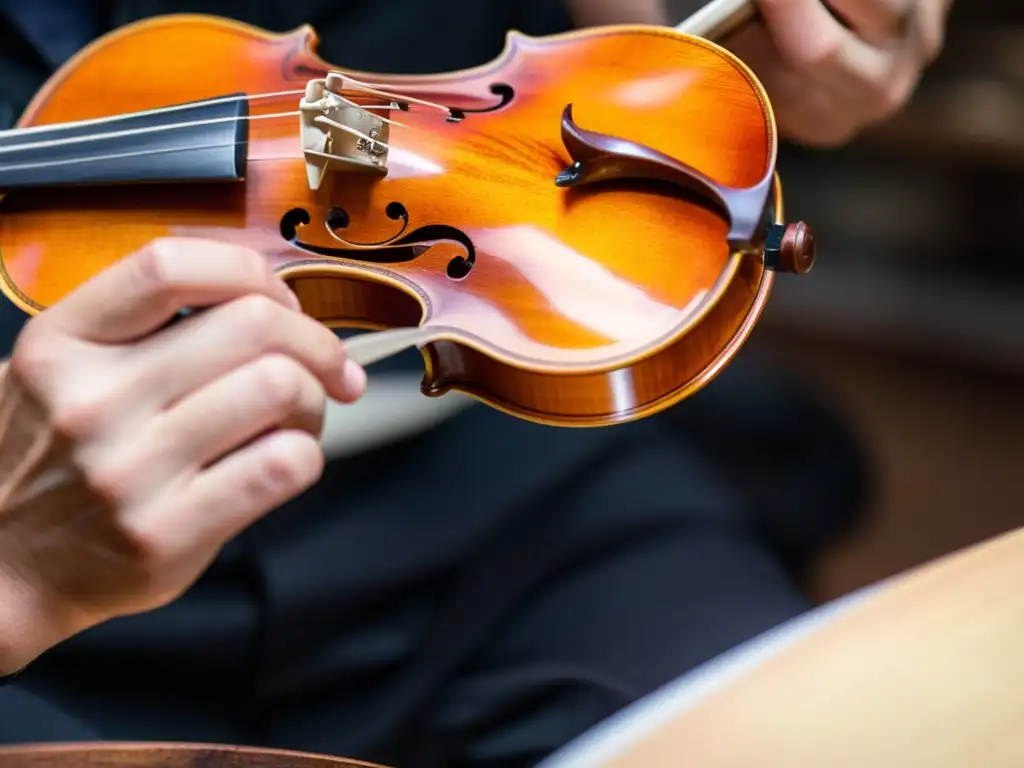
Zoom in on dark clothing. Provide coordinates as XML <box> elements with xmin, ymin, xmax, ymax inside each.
<box><xmin>2</xmin><ymin>403</ymin><xmax>816</xmax><ymax>767</ymax></box>
<box><xmin>0</xmin><ymin>2</ymin><xmax>868</xmax><ymax>766</ymax></box>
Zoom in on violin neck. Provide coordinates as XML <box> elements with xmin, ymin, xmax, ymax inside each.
<box><xmin>675</xmin><ymin>0</ymin><xmax>757</xmax><ymax>42</ymax></box>
<box><xmin>0</xmin><ymin>94</ymin><xmax>250</xmax><ymax>190</ymax></box>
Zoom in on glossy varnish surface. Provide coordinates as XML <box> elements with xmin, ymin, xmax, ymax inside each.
<box><xmin>0</xmin><ymin>15</ymin><xmax>779</xmax><ymax>425</ymax></box>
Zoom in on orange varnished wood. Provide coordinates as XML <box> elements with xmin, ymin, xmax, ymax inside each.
<box><xmin>0</xmin><ymin>15</ymin><xmax>782</xmax><ymax>426</ymax></box>
<box><xmin>0</xmin><ymin>742</ymin><xmax>384</xmax><ymax>767</ymax></box>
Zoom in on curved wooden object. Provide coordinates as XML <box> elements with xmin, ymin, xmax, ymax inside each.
<box><xmin>0</xmin><ymin>14</ymin><xmax>798</xmax><ymax>426</ymax></box>
<box><xmin>541</xmin><ymin>525</ymin><xmax>1024</xmax><ymax>768</ymax></box>
<box><xmin>0</xmin><ymin>743</ymin><xmax>384</xmax><ymax>767</ymax></box>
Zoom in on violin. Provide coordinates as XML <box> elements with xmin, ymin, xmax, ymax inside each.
<box><xmin>0</xmin><ymin>0</ymin><xmax>813</xmax><ymax>428</ymax></box>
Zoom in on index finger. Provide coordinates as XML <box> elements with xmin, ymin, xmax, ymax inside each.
<box><xmin>39</xmin><ymin>237</ymin><xmax>299</xmax><ymax>343</ymax></box>
<box><xmin>756</xmin><ymin>0</ymin><xmax>855</xmax><ymax>68</ymax></box>
<box><xmin>826</xmin><ymin>0</ymin><xmax>911</xmax><ymax>44</ymax></box>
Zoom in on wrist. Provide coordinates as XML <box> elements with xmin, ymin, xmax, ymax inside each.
<box><xmin>0</xmin><ymin>558</ymin><xmax>69</xmax><ymax>676</ymax></box>
<box><xmin>0</xmin><ymin>367</ymin><xmax>80</xmax><ymax>676</ymax></box>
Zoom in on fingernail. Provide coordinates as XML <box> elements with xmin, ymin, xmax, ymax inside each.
<box><xmin>286</xmin><ymin>288</ymin><xmax>302</xmax><ymax>312</ymax></box>
<box><xmin>342</xmin><ymin>358</ymin><xmax>367</xmax><ymax>397</ymax></box>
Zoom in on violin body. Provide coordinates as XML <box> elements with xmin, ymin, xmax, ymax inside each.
<box><xmin>0</xmin><ymin>14</ymin><xmax>812</xmax><ymax>426</ymax></box>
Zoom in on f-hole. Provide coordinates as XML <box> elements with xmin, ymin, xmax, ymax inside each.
<box><xmin>445</xmin><ymin>83</ymin><xmax>514</xmax><ymax>122</ymax></box>
<box><xmin>279</xmin><ymin>207</ymin><xmax>476</xmax><ymax>280</ymax></box>
<box><xmin>391</xmin><ymin>83</ymin><xmax>515</xmax><ymax>123</ymax></box>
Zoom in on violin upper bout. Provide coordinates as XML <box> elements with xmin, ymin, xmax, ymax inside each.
<box><xmin>291</xmin><ymin>22</ymin><xmax>319</xmax><ymax>46</ymax></box>
<box><xmin>279</xmin><ymin>21</ymin><xmax>327</xmax><ymax>65</ymax></box>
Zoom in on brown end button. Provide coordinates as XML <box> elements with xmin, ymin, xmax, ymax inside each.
<box><xmin>764</xmin><ymin>222</ymin><xmax>816</xmax><ymax>275</ymax></box>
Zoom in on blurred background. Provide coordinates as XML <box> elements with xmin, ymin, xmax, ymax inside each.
<box><xmin>672</xmin><ymin>0</ymin><xmax>1023</xmax><ymax>602</ymax></box>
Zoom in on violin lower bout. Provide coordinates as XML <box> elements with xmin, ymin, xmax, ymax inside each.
<box><xmin>288</xmin><ymin>244</ymin><xmax>772</xmax><ymax>428</ymax></box>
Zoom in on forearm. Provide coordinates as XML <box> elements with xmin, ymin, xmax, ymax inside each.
<box><xmin>565</xmin><ymin>0</ymin><xmax>670</xmax><ymax>27</ymax></box>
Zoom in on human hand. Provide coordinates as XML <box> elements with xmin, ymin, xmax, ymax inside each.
<box><xmin>0</xmin><ymin>238</ymin><xmax>365</xmax><ymax>673</ymax></box>
<box><xmin>727</xmin><ymin>0</ymin><xmax>954</xmax><ymax>146</ymax></box>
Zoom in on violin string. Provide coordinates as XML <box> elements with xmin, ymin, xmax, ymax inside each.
<box><xmin>0</xmin><ymin>98</ymin><xmax>437</xmax><ymax>171</ymax></box>
<box><xmin>0</xmin><ymin>111</ymin><xmax>299</xmax><ymax>155</ymax></box>
<box><xmin>1</xmin><ymin>75</ymin><xmax>451</xmax><ymax>138</ymax></box>
<box><xmin>0</xmin><ymin>140</ymin><xmax>258</xmax><ymax>173</ymax></box>
<box><xmin>0</xmin><ymin>89</ymin><xmax>305</xmax><ymax>136</ymax></box>
<box><xmin>0</xmin><ymin>98</ymin><xmax>427</xmax><ymax>159</ymax></box>
<box><xmin>0</xmin><ymin>73</ymin><xmax>455</xmax><ymax>158</ymax></box>
<box><xmin>0</xmin><ymin>99</ymin><xmax>434</xmax><ymax>171</ymax></box>
<box><xmin>0</xmin><ymin>103</ymin><xmax>409</xmax><ymax>157</ymax></box>
<box><xmin>0</xmin><ymin>107</ymin><xmax>419</xmax><ymax>174</ymax></box>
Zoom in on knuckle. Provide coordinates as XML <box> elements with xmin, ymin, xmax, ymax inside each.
<box><xmin>132</xmin><ymin>241</ymin><xmax>175</xmax><ymax>293</ymax></box>
<box><xmin>219</xmin><ymin>242</ymin><xmax>272</xmax><ymax>290</ymax></box>
<box><xmin>875</xmin><ymin>77</ymin><xmax>914</xmax><ymax>119</ymax></box>
<box><xmin>218</xmin><ymin>242</ymin><xmax>274</xmax><ymax>293</ymax></box>
<box><xmin>234</xmin><ymin>293</ymin><xmax>281</xmax><ymax>336</ymax></box>
<box><xmin>260</xmin><ymin>452</ymin><xmax>309</xmax><ymax>493</ymax></box>
<box><xmin>255</xmin><ymin>438</ymin><xmax>323</xmax><ymax>495</ymax></box>
<box><xmin>235</xmin><ymin>245</ymin><xmax>271</xmax><ymax>284</ymax></box>
<box><xmin>112</xmin><ymin>517</ymin><xmax>167</xmax><ymax>569</ymax></box>
<box><xmin>129</xmin><ymin>241</ymin><xmax>186</xmax><ymax>317</ymax></box>
<box><xmin>255</xmin><ymin>354</ymin><xmax>309</xmax><ymax>414</ymax></box>
<box><xmin>790</xmin><ymin>36</ymin><xmax>841</xmax><ymax>71</ymax></box>
<box><xmin>82</xmin><ymin>451</ymin><xmax>138</xmax><ymax>506</ymax></box>
<box><xmin>49</xmin><ymin>391</ymin><xmax>109</xmax><ymax>441</ymax></box>
<box><xmin>9</xmin><ymin>322</ymin><xmax>59</xmax><ymax>387</ymax></box>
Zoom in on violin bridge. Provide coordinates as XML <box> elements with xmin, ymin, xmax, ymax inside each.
<box><xmin>299</xmin><ymin>73</ymin><xmax>391</xmax><ymax>191</ymax></box>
